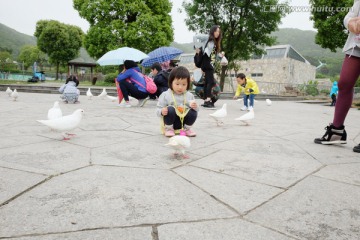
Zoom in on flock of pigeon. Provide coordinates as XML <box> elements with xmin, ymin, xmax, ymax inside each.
<box><xmin>5</xmin><ymin>87</ymin><xmax>18</xmax><ymax>101</ymax></box>
<box><xmin>3</xmin><ymin>86</ymin><xmax>271</xmax><ymax>159</ymax></box>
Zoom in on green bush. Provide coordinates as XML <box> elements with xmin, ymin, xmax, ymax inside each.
<box><xmin>104</xmin><ymin>72</ymin><xmax>118</xmax><ymax>84</ymax></box>
<box><xmin>306</xmin><ymin>85</ymin><xmax>319</xmax><ymax>96</ymax></box>
<box><xmin>320</xmin><ymin>89</ymin><xmax>330</xmax><ymax>95</ymax></box>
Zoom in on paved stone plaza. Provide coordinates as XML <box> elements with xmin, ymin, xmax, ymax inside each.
<box><xmin>0</xmin><ymin>91</ymin><xmax>360</xmax><ymax>240</ymax></box>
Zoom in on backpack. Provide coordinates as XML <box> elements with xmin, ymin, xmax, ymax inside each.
<box><xmin>194</xmin><ymin>46</ymin><xmax>203</xmax><ymax>68</ymax></box>
<box><xmin>133</xmin><ymin>72</ymin><xmax>157</xmax><ymax>94</ymax></box>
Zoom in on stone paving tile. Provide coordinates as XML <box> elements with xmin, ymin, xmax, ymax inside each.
<box><xmin>189</xmin><ymin>150</ymin><xmax>322</xmax><ymax>188</ymax></box>
<box><xmin>0</xmin><ymin>167</ymin><xmax>47</xmax><ymax>204</ymax></box>
<box><xmin>158</xmin><ymin>218</ymin><xmax>295</xmax><ymax>240</ymax></box>
<box><xmin>0</xmin><ymin>166</ymin><xmax>237</xmax><ymax>238</ymax></box>
<box><xmin>92</xmin><ymin>139</ymin><xmax>200</xmax><ymax>169</ymax></box>
<box><xmin>174</xmin><ymin>166</ymin><xmax>283</xmax><ymax>214</ymax></box>
<box><xmin>245</xmin><ymin>176</ymin><xmax>360</xmax><ymax>240</ymax></box>
<box><xmin>5</xmin><ymin>227</ymin><xmax>152</xmax><ymax>240</ymax></box>
<box><xmin>314</xmin><ymin>163</ymin><xmax>360</xmax><ymax>186</ymax></box>
<box><xmin>0</xmin><ymin>141</ymin><xmax>90</xmax><ymax>175</ymax></box>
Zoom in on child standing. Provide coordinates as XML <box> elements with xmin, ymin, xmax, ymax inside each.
<box><xmin>59</xmin><ymin>75</ymin><xmax>80</xmax><ymax>103</ymax></box>
<box><xmin>329</xmin><ymin>81</ymin><xmax>338</xmax><ymax>106</ymax></box>
<box><xmin>233</xmin><ymin>73</ymin><xmax>259</xmax><ymax>111</ymax></box>
<box><xmin>157</xmin><ymin>66</ymin><xmax>199</xmax><ymax>137</ymax></box>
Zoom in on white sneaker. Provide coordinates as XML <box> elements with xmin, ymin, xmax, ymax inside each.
<box><xmin>118</xmin><ymin>102</ymin><xmax>131</xmax><ymax>108</ymax></box>
<box><xmin>138</xmin><ymin>97</ymin><xmax>149</xmax><ymax>107</ymax></box>
<box><xmin>240</xmin><ymin>106</ymin><xmax>248</xmax><ymax>111</ymax></box>
<box><xmin>248</xmin><ymin>106</ymin><xmax>253</xmax><ymax>111</ymax></box>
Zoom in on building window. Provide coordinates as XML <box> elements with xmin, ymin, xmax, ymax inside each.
<box><xmin>251</xmin><ymin>73</ymin><xmax>263</xmax><ymax>77</ymax></box>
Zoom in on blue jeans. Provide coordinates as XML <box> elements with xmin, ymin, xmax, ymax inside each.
<box><xmin>243</xmin><ymin>94</ymin><xmax>255</xmax><ymax>107</ymax></box>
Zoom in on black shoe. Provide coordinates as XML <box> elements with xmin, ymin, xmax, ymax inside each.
<box><xmin>353</xmin><ymin>144</ymin><xmax>360</xmax><ymax>153</ymax></box>
<box><xmin>201</xmin><ymin>101</ymin><xmax>215</xmax><ymax>108</ymax></box>
<box><xmin>314</xmin><ymin>124</ymin><xmax>347</xmax><ymax>145</ymax></box>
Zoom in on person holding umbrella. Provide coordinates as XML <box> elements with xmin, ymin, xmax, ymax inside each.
<box><xmin>116</xmin><ymin>60</ymin><xmax>149</xmax><ymax>107</ymax></box>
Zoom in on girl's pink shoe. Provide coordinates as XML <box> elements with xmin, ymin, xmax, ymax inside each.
<box><xmin>185</xmin><ymin>129</ymin><xmax>196</xmax><ymax>137</ymax></box>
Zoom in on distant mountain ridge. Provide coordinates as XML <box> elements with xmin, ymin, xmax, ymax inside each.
<box><xmin>0</xmin><ymin>23</ymin><xmax>36</xmax><ymax>57</ymax></box>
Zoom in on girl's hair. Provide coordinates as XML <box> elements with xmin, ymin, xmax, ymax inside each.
<box><xmin>208</xmin><ymin>25</ymin><xmax>222</xmax><ymax>53</ymax></box>
<box><xmin>66</xmin><ymin>75</ymin><xmax>79</xmax><ymax>86</ymax></box>
<box><xmin>168</xmin><ymin>66</ymin><xmax>191</xmax><ymax>91</ymax></box>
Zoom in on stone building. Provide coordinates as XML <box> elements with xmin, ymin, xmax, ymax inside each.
<box><xmin>235</xmin><ymin>45</ymin><xmax>316</xmax><ymax>95</ymax></box>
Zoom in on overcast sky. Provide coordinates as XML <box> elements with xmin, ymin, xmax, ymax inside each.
<box><xmin>0</xmin><ymin>0</ymin><xmax>314</xmax><ymax>44</ymax></box>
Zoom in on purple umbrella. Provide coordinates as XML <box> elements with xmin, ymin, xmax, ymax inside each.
<box><xmin>141</xmin><ymin>47</ymin><xmax>183</xmax><ymax>67</ymax></box>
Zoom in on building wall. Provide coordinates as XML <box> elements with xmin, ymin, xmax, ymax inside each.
<box><xmin>232</xmin><ymin>58</ymin><xmax>316</xmax><ymax>95</ymax></box>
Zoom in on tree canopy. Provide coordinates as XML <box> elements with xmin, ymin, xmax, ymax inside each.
<box><xmin>309</xmin><ymin>0</ymin><xmax>353</xmax><ymax>52</ymax></box>
<box><xmin>18</xmin><ymin>45</ymin><xmax>46</xmax><ymax>71</ymax></box>
<box><xmin>73</xmin><ymin>0</ymin><xmax>174</xmax><ymax>59</ymax></box>
<box><xmin>183</xmin><ymin>0</ymin><xmax>287</xmax><ymax>61</ymax></box>
<box><xmin>34</xmin><ymin>20</ymin><xmax>84</xmax><ymax>79</ymax></box>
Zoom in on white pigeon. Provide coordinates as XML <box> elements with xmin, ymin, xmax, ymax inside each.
<box><xmin>106</xmin><ymin>95</ymin><xmax>118</xmax><ymax>102</ymax></box>
<box><xmin>165</xmin><ymin>135</ymin><xmax>191</xmax><ymax>159</ymax></box>
<box><xmin>5</xmin><ymin>87</ymin><xmax>12</xmax><ymax>97</ymax></box>
<box><xmin>11</xmin><ymin>89</ymin><xmax>18</xmax><ymax>101</ymax></box>
<box><xmin>86</xmin><ymin>88</ymin><xmax>93</xmax><ymax>100</ymax></box>
<box><xmin>235</xmin><ymin>109</ymin><xmax>254</xmax><ymax>126</ymax></box>
<box><xmin>37</xmin><ymin>109</ymin><xmax>84</xmax><ymax>140</ymax></box>
<box><xmin>98</xmin><ymin>88</ymin><xmax>107</xmax><ymax>99</ymax></box>
<box><xmin>47</xmin><ymin>101</ymin><xmax>63</xmax><ymax>120</ymax></box>
<box><xmin>266</xmin><ymin>99</ymin><xmax>272</xmax><ymax>106</ymax></box>
<box><xmin>209</xmin><ymin>103</ymin><xmax>227</xmax><ymax>126</ymax></box>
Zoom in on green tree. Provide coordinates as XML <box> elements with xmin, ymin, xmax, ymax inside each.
<box><xmin>0</xmin><ymin>51</ymin><xmax>16</xmax><ymax>72</ymax></box>
<box><xmin>183</xmin><ymin>0</ymin><xmax>287</xmax><ymax>90</ymax></box>
<box><xmin>34</xmin><ymin>20</ymin><xmax>84</xmax><ymax>79</ymax></box>
<box><xmin>309</xmin><ymin>0</ymin><xmax>353</xmax><ymax>52</ymax></box>
<box><xmin>73</xmin><ymin>0</ymin><xmax>174</xmax><ymax>59</ymax></box>
<box><xmin>17</xmin><ymin>45</ymin><xmax>47</xmax><ymax>71</ymax></box>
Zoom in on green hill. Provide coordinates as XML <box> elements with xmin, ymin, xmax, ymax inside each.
<box><xmin>272</xmin><ymin>28</ymin><xmax>343</xmax><ymax>58</ymax></box>
<box><xmin>272</xmin><ymin>28</ymin><xmax>343</xmax><ymax>76</ymax></box>
<box><xmin>0</xmin><ymin>23</ymin><xmax>36</xmax><ymax>57</ymax></box>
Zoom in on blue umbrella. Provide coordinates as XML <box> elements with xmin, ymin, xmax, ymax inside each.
<box><xmin>141</xmin><ymin>47</ymin><xmax>183</xmax><ymax>67</ymax></box>
<box><xmin>97</xmin><ymin>47</ymin><xmax>149</xmax><ymax>66</ymax></box>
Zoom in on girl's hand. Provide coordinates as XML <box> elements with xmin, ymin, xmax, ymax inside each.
<box><xmin>161</xmin><ymin>107</ymin><xmax>168</xmax><ymax>116</ymax></box>
<box><xmin>190</xmin><ymin>100</ymin><xmax>197</xmax><ymax>109</ymax></box>
<box><xmin>233</xmin><ymin>95</ymin><xmax>238</xmax><ymax>99</ymax></box>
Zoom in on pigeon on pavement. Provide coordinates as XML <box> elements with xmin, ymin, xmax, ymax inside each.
<box><xmin>209</xmin><ymin>103</ymin><xmax>227</xmax><ymax>126</ymax></box>
<box><xmin>98</xmin><ymin>88</ymin><xmax>107</xmax><ymax>99</ymax></box>
<box><xmin>106</xmin><ymin>95</ymin><xmax>117</xmax><ymax>102</ymax></box>
<box><xmin>11</xmin><ymin>89</ymin><xmax>18</xmax><ymax>101</ymax></box>
<box><xmin>266</xmin><ymin>99</ymin><xmax>272</xmax><ymax>106</ymax></box>
<box><xmin>5</xmin><ymin>87</ymin><xmax>12</xmax><ymax>97</ymax></box>
<box><xmin>47</xmin><ymin>101</ymin><xmax>63</xmax><ymax>120</ymax></box>
<box><xmin>86</xmin><ymin>88</ymin><xmax>93</xmax><ymax>100</ymax></box>
<box><xmin>37</xmin><ymin>109</ymin><xmax>84</xmax><ymax>140</ymax></box>
<box><xmin>165</xmin><ymin>134</ymin><xmax>191</xmax><ymax>159</ymax></box>
<box><xmin>235</xmin><ymin>109</ymin><xmax>254</xmax><ymax>126</ymax></box>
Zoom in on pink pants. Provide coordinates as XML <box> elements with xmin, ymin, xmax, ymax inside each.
<box><xmin>333</xmin><ymin>55</ymin><xmax>360</xmax><ymax>127</ymax></box>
